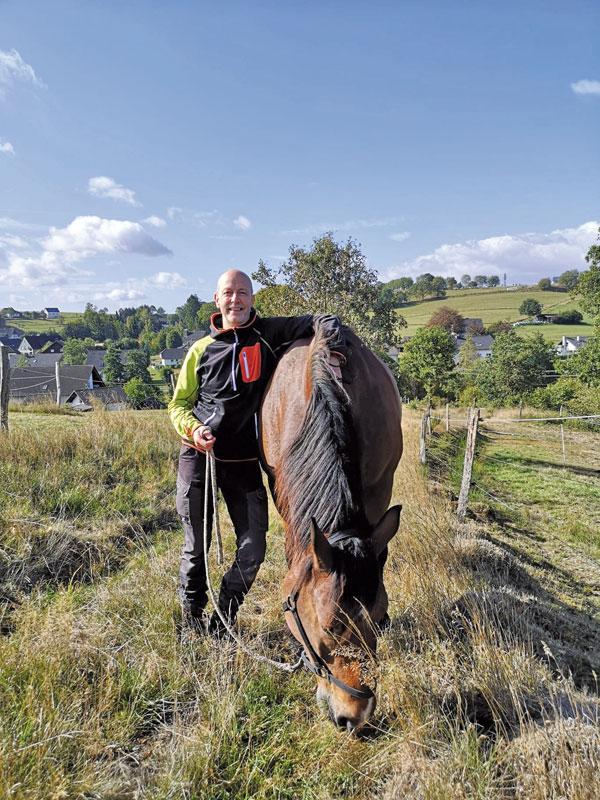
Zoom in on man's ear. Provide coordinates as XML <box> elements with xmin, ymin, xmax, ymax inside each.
<box><xmin>372</xmin><ymin>505</ymin><xmax>401</xmax><ymax>557</ymax></box>
<box><xmin>310</xmin><ymin>517</ymin><xmax>333</xmax><ymax>573</ymax></box>
<box><xmin>213</xmin><ymin>291</ymin><xmax>220</xmax><ymax>309</ymax></box>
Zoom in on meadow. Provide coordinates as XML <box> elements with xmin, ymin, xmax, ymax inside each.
<box><xmin>5</xmin><ymin>312</ymin><xmax>84</xmax><ymax>336</ymax></box>
<box><xmin>398</xmin><ymin>287</ymin><xmax>591</xmax><ymax>341</ymax></box>
<box><xmin>0</xmin><ymin>406</ymin><xmax>599</xmax><ymax>798</ymax></box>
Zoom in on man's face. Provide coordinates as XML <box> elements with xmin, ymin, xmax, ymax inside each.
<box><xmin>214</xmin><ymin>271</ymin><xmax>254</xmax><ymax>328</ymax></box>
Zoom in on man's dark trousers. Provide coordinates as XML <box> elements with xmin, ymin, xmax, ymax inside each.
<box><xmin>176</xmin><ymin>445</ymin><xmax>268</xmax><ymax>620</ymax></box>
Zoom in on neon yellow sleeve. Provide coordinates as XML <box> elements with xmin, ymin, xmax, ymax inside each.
<box><xmin>167</xmin><ymin>336</ymin><xmax>212</xmax><ymax>441</ymax></box>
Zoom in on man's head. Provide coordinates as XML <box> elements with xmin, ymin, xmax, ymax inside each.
<box><xmin>214</xmin><ymin>269</ymin><xmax>255</xmax><ymax>329</ymax></box>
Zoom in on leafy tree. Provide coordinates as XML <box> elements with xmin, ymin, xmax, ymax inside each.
<box><xmin>378</xmin><ymin>284</ymin><xmax>408</xmax><ymax>308</ymax></box>
<box><xmin>411</xmin><ymin>273</ymin><xmax>435</xmax><ymax>300</ymax></box>
<box><xmin>431</xmin><ymin>276</ymin><xmax>447</xmax><ymax>298</ymax></box>
<box><xmin>254</xmin><ymin>285</ymin><xmax>304</xmax><ymax>317</ymax></box>
<box><xmin>62</xmin><ymin>338</ymin><xmax>88</xmax><ymax>365</ymax></box>
<box><xmin>537</xmin><ymin>277</ymin><xmax>552</xmax><ymax>291</ymax></box>
<box><xmin>558</xmin><ymin>269</ymin><xmax>580</xmax><ymax>291</ymax></box>
<box><xmin>457</xmin><ymin>333</ymin><xmax>479</xmax><ymax>385</ymax></box>
<box><xmin>16</xmin><ymin>354</ymin><xmax>28</xmax><ymax>368</ymax></box>
<box><xmin>487</xmin><ymin>320</ymin><xmax>513</xmax><ymax>335</ymax></box>
<box><xmin>569</xmin><ymin>334</ymin><xmax>600</xmax><ymax>387</ymax></box>
<box><xmin>446</xmin><ymin>277</ymin><xmax>458</xmax><ymax>290</ymax></box>
<box><xmin>426</xmin><ymin>306</ymin><xmax>464</xmax><ymax>334</ymax></box>
<box><xmin>398</xmin><ymin>326</ymin><xmax>456</xmax><ymax>398</ymax></box>
<box><xmin>125</xmin><ymin>349</ymin><xmax>151</xmax><ymax>382</ymax></box>
<box><xmin>165</xmin><ymin>328</ymin><xmax>183</xmax><ymax>348</ymax></box>
<box><xmin>474</xmin><ymin>331</ymin><xmax>554</xmax><ymax>404</ymax></box>
<box><xmin>177</xmin><ymin>294</ymin><xmax>203</xmax><ymax>330</ymax></box>
<box><xmin>555</xmin><ymin>309</ymin><xmax>583</xmax><ymax>324</ymax></box>
<box><xmin>388</xmin><ymin>276</ymin><xmax>414</xmax><ymax>292</ymax></box>
<box><xmin>252</xmin><ymin>234</ymin><xmax>405</xmax><ymax>354</ymax></box>
<box><xmin>572</xmin><ymin>232</ymin><xmax>600</xmax><ymax>321</ymax></box>
<box><xmin>104</xmin><ymin>346</ymin><xmax>126</xmax><ymax>384</ymax></box>
<box><xmin>519</xmin><ymin>298</ymin><xmax>542</xmax><ymax>317</ymax></box>
<box><xmin>63</xmin><ymin>321</ymin><xmax>93</xmax><ymax>339</ymax></box>
<box><xmin>123</xmin><ymin>377</ymin><xmax>160</xmax><ymax>408</ymax></box>
<box><xmin>473</xmin><ymin>275</ymin><xmax>487</xmax><ymax>287</ymax></box>
<box><xmin>461</xmin><ymin>274</ymin><xmax>472</xmax><ymax>287</ymax></box>
<box><xmin>196</xmin><ymin>302</ymin><xmax>215</xmax><ymax>328</ymax></box>
<box><xmin>487</xmin><ymin>275</ymin><xmax>500</xmax><ymax>287</ymax></box>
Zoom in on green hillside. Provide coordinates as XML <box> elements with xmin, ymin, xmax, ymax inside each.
<box><xmin>5</xmin><ymin>312</ymin><xmax>84</xmax><ymax>335</ymax></box>
<box><xmin>397</xmin><ymin>287</ymin><xmax>592</xmax><ymax>342</ymax></box>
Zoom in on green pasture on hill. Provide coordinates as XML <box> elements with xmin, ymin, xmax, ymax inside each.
<box><xmin>7</xmin><ymin>311</ymin><xmax>83</xmax><ymax>335</ymax></box>
<box><xmin>398</xmin><ymin>287</ymin><xmax>591</xmax><ymax>341</ymax></box>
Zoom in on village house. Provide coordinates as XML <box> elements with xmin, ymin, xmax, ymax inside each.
<box><xmin>453</xmin><ymin>334</ymin><xmax>494</xmax><ymax>364</ymax></box>
<box><xmin>555</xmin><ymin>335</ymin><xmax>590</xmax><ymax>357</ymax></box>
<box><xmin>43</xmin><ymin>307</ymin><xmax>61</xmax><ymax>319</ymax></box>
<box><xmin>65</xmin><ymin>386</ymin><xmax>129</xmax><ymax>412</ymax></box>
<box><xmin>9</xmin><ymin>364</ymin><xmax>104</xmax><ymax>405</ymax></box>
<box><xmin>85</xmin><ymin>348</ymin><xmax>133</xmax><ymax>379</ymax></box>
<box><xmin>0</xmin><ymin>325</ymin><xmax>24</xmax><ymax>339</ymax></box>
<box><xmin>18</xmin><ymin>334</ymin><xmax>64</xmax><ymax>356</ymax></box>
<box><xmin>160</xmin><ymin>347</ymin><xmax>186</xmax><ymax>367</ymax></box>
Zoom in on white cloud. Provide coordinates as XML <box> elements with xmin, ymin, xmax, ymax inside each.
<box><xmin>0</xmin><ymin>49</ymin><xmax>45</xmax><ymax>96</ymax></box>
<box><xmin>390</xmin><ymin>231</ymin><xmax>411</xmax><ymax>243</ymax></box>
<box><xmin>93</xmin><ymin>287</ymin><xmax>146</xmax><ymax>303</ymax></box>
<box><xmin>0</xmin><ymin>215</ymin><xmax>172</xmax><ymax>292</ymax></box>
<box><xmin>571</xmin><ymin>79</ymin><xmax>600</xmax><ymax>96</ymax></box>
<box><xmin>45</xmin><ymin>215</ymin><xmax>172</xmax><ymax>259</ymax></box>
<box><xmin>0</xmin><ymin>233</ymin><xmax>28</xmax><ymax>248</ymax></box>
<box><xmin>280</xmin><ymin>216</ymin><xmax>402</xmax><ymax>236</ymax></box>
<box><xmin>143</xmin><ymin>215</ymin><xmax>166</xmax><ymax>228</ymax></box>
<box><xmin>167</xmin><ymin>206</ymin><xmax>183</xmax><ymax>220</ymax></box>
<box><xmin>233</xmin><ymin>215</ymin><xmax>252</xmax><ymax>231</ymax></box>
<box><xmin>167</xmin><ymin>207</ymin><xmax>225</xmax><ymax>227</ymax></box>
<box><xmin>0</xmin><ymin>140</ymin><xmax>15</xmax><ymax>155</ymax></box>
<box><xmin>88</xmin><ymin>176</ymin><xmax>140</xmax><ymax>206</ymax></box>
<box><xmin>385</xmin><ymin>221</ymin><xmax>599</xmax><ymax>283</ymax></box>
<box><xmin>0</xmin><ymin>217</ymin><xmax>45</xmax><ymax>231</ymax></box>
<box><xmin>148</xmin><ymin>271</ymin><xmax>187</xmax><ymax>288</ymax></box>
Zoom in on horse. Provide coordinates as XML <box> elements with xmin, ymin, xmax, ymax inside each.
<box><xmin>259</xmin><ymin>320</ymin><xmax>403</xmax><ymax>732</ymax></box>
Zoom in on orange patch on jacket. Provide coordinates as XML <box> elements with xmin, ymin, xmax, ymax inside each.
<box><xmin>239</xmin><ymin>343</ymin><xmax>261</xmax><ymax>382</ymax></box>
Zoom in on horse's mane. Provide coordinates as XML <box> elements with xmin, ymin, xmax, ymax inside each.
<box><xmin>275</xmin><ymin>319</ymin><xmax>358</xmax><ymax>555</ymax></box>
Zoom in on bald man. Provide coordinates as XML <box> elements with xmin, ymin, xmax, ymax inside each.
<box><xmin>168</xmin><ymin>270</ymin><xmax>346</xmax><ymax>636</ymax></box>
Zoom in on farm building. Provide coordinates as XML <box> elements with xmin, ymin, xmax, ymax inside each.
<box><xmin>160</xmin><ymin>347</ymin><xmax>186</xmax><ymax>367</ymax></box>
<box><xmin>8</xmin><ymin>352</ymin><xmax>63</xmax><ymax>370</ymax></box>
<box><xmin>18</xmin><ymin>334</ymin><xmax>63</xmax><ymax>356</ymax></box>
<box><xmin>43</xmin><ymin>307</ymin><xmax>61</xmax><ymax>319</ymax></box>
<box><xmin>453</xmin><ymin>334</ymin><xmax>494</xmax><ymax>363</ymax></box>
<box><xmin>555</xmin><ymin>335</ymin><xmax>590</xmax><ymax>357</ymax></box>
<box><xmin>85</xmin><ymin>348</ymin><xmax>133</xmax><ymax>378</ymax></box>
<box><xmin>65</xmin><ymin>386</ymin><xmax>129</xmax><ymax>411</ymax></box>
<box><xmin>9</xmin><ymin>364</ymin><xmax>104</xmax><ymax>404</ymax></box>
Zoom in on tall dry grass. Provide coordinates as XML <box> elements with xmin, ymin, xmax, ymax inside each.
<box><xmin>0</xmin><ymin>408</ymin><xmax>598</xmax><ymax>798</ymax></box>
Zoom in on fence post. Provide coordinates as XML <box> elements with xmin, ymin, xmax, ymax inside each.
<box><xmin>419</xmin><ymin>411</ymin><xmax>429</xmax><ymax>465</ymax></box>
<box><xmin>457</xmin><ymin>407</ymin><xmax>479</xmax><ymax>521</ymax></box>
<box><xmin>559</xmin><ymin>404</ymin><xmax>566</xmax><ymax>466</ymax></box>
<box><xmin>445</xmin><ymin>403</ymin><xmax>450</xmax><ymax>432</ymax></box>
<box><xmin>55</xmin><ymin>361</ymin><xmax>61</xmax><ymax>406</ymax></box>
<box><xmin>0</xmin><ymin>343</ymin><xmax>9</xmax><ymax>432</ymax></box>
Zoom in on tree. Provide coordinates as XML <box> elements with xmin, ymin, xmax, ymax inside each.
<box><xmin>398</xmin><ymin>326</ymin><xmax>456</xmax><ymax>398</ymax></box>
<box><xmin>426</xmin><ymin>306</ymin><xmax>465</xmax><ymax>334</ymax></box>
<box><xmin>431</xmin><ymin>276</ymin><xmax>447</xmax><ymax>298</ymax></box>
<box><xmin>390</xmin><ymin>276</ymin><xmax>414</xmax><ymax>292</ymax></box>
<box><xmin>461</xmin><ymin>274</ymin><xmax>472</xmax><ymax>287</ymax></box>
<box><xmin>572</xmin><ymin>231</ymin><xmax>600</xmax><ymax>321</ymax></box>
<box><xmin>196</xmin><ymin>302</ymin><xmax>215</xmax><ymax>329</ymax></box>
<box><xmin>572</xmin><ymin>334</ymin><xmax>600</xmax><ymax>387</ymax></box>
<box><xmin>252</xmin><ymin>234</ymin><xmax>405</xmax><ymax>354</ymax></box>
<box><xmin>165</xmin><ymin>328</ymin><xmax>182</xmax><ymax>348</ymax></box>
<box><xmin>125</xmin><ymin>349</ymin><xmax>151</xmax><ymax>382</ymax></box>
<box><xmin>487</xmin><ymin>320</ymin><xmax>513</xmax><ymax>335</ymax></box>
<box><xmin>123</xmin><ymin>377</ymin><xmax>160</xmax><ymax>408</ymax></box>
<box><xmin>487</xmin><ymin>275</ymin><xmax>500</xmax><ymax>287</ymax></box>
<box><xmin>446</xmin><ymin>277</ymin><xmax>458</xmax><ymax>290</ymax></box>
<box><xmin>62</xmin><ymin>338</ymin><xmax>88</xmax><ymax>365</ymax></box>
<box><xmin>457</xmin><ymin>333</ymin><xmax>479</xmax><ymax>386</ymax></box>
<box><xmin>177</xmin><ymin>294</ymin><xmax>203</xmax><ymax>330</ymax></box>
<box><xmin>473</xmin><ymin>275</ymin><xmax>487</xmax><ymax>287</ymax></box>
<box><xmin>537</xmin><ymin>277</ymin><xmax>552</xmax><ymax>291</ymax></box>
<box><xmin>254</xmin><ymin>284</ymin><xmax>304</xmax><ymax>316</ymax></box>
<box><xmin>558</xmin><ymin>269</ymin><xmax>580</xmax><ymax>291</ymax></box>
<box><xmin>104</xmin><ymin>346</ymin><xmax>125</xmax><ymax>384</ymax></box>
<box><xmin>555</xmin><ymin>309</ymin><xmax>583</xmax><ymax>324</ymax></box>
<box><xmin>475</xmin><ymin>331</ymin><xmax>554</xmax><ymax>404</ymax></box>
<box><xmin>519</xmin><ymin>298</ymin><xmax>543</xmax><ymax>317</ymax></box>
<box><xmin>411</xmin><ymin>273</ymin><xmax>435</xmax><ymax>300</ymax></box>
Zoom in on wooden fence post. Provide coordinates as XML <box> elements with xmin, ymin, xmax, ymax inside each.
<box><xmin>419</xmin><ymin>411</ymin><xmax>429</xmax><ymax>465</ymax></box>
<box><xmin>55</xmin><ymin>361</ymin><xmax>61</xmax><ymax>406</ymax></box>
<box><xmin>559</xmin><ymin>404</ymin><xmax>566</xmax><ymax>465</ymax></box>
<box><xmin>457</xmin><ymin>407</ymin><xmax>479</xmax><ymax>521</ymax></box>
<box><xmin>445</xmin><ymin>403</ymin><xmax>450</xmax><ymax>432</ymax></box>
<box><xmin>0</xmin><ymin>343</ymin><xmax>9</xmax><ymax>432</ymax></box>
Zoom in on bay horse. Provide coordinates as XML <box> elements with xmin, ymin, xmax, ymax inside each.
<box><xmin>260</xmin><ymin>320</ymin><xmax>403</xmax><ymax>732</ymax></box>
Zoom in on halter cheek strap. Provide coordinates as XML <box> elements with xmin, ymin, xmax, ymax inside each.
<box><xmin>282</xmin><ymin>591</ymin><xmax>375</xmax><ymax>701</ymax></box>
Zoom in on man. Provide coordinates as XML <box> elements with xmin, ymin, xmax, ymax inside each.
<box><xmin>168</xmin><ymin>269</ymin><xmax>346</xmax><ymax>636</ymax></box>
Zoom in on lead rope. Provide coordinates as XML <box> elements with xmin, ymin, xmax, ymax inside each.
<box><xmin>202</xmin><ymin>449</ymin><xmax>303</xmax><ymax>673</ymax></box>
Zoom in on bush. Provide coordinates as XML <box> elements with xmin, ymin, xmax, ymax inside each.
<box><xmin>555</xmin><ymin>309</ymin><xmax>583</xmax><ymax>324</ymax></box>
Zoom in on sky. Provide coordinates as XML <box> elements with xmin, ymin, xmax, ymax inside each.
<box><xmin>0</xmin><ymin>0</ymin><xmax>599</xmax><ymax>312</ymax></box>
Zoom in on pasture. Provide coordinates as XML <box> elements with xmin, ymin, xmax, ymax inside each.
<box><xmin>1</xmin><ymin>407</ymin><xmax>599</xmax><ymax>798</ymax></box>
<box><xmin>398</xmin><ymin>287</ymin><xmax>591</xmax><ymax>341</ymax></box>
<box><xmin>5</xmin><ymin>312</ymin><xmax>84</xmax><ymax>335</ymax></box>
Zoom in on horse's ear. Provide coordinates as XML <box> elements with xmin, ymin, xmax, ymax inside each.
<box><xmin>372</xmin><ymin>505</ymin><xmax>401</xmax><ymax>557</ymax></box>
<box><xmin>310</xmin><ymin>517</ymin><xmax>333</xmax><ymax>573</ymax></box>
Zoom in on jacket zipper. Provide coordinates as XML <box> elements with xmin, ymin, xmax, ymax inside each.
<box><xmin>231</xmin><ymin>330</ymin><xmax>238</xmax><ymax>390</ymax></box>
<box><xmin>242</xmin><ymin>350</ymin><xmax>250</xmax><ymax>380</ymax></box>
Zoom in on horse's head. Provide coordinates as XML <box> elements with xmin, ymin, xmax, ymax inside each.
<box><xmin>283</xmin><ymin>506</ymin><xmax>401</xmax><ymax>733</ymax></box>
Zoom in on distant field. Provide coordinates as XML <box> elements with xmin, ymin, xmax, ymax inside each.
<box><xmin>8</xmin><ymin>312</ymin><xmax>84</xmax><ymax>335</ymax></box>
<box><xmin>398</xmin><ymin>287</ymin><xmax>591</xmax><ymax>342</ymax></box>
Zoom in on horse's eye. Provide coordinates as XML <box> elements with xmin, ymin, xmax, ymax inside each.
<box><xmin>324</xmin><ymin>620</ymin><xmax>345</xmax><ymax>637</ymax></box>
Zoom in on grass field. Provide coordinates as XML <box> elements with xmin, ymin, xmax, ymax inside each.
<box><xmin>1</xmin><ymin>406</ymin><xmax>599</xmax><ymax>798</ymax></box>
<box><xmin>398</xmin><ymin>287</ymin><xmax>591</xmax><ymax>342</ymax></box>
<box><xmin>6</xmin><ymin>312</ymin><xmax>83</xmax><ymax>335</ymax></box>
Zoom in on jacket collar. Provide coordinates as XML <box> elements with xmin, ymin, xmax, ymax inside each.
<box><xmin>210</xmin><ymin>309</ymin><xmax>258</xmax><ymax>337</ymax></box>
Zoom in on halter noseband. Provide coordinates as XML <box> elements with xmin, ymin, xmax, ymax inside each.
<box><xmin>282</xmin><ymin>589</ymin><xmax>375</xmax><ymax>701</ymax></box>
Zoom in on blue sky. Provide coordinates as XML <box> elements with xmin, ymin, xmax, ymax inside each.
<box><xmin>1</xmin><ymin>0</ymin><xmax>599</xmax><ymax>311</ymax></box>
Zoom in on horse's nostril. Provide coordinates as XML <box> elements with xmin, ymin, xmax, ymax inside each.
<box><xmin>335</xmin><ymin>715</ymin><xmax>355</xmax><ymax>731</ymax></box>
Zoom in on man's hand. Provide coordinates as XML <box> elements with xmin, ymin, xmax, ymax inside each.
<box><xmin>193</xmin><ymin>425</ymin><xmax>216</xmax><ymax>452</ymax></box>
